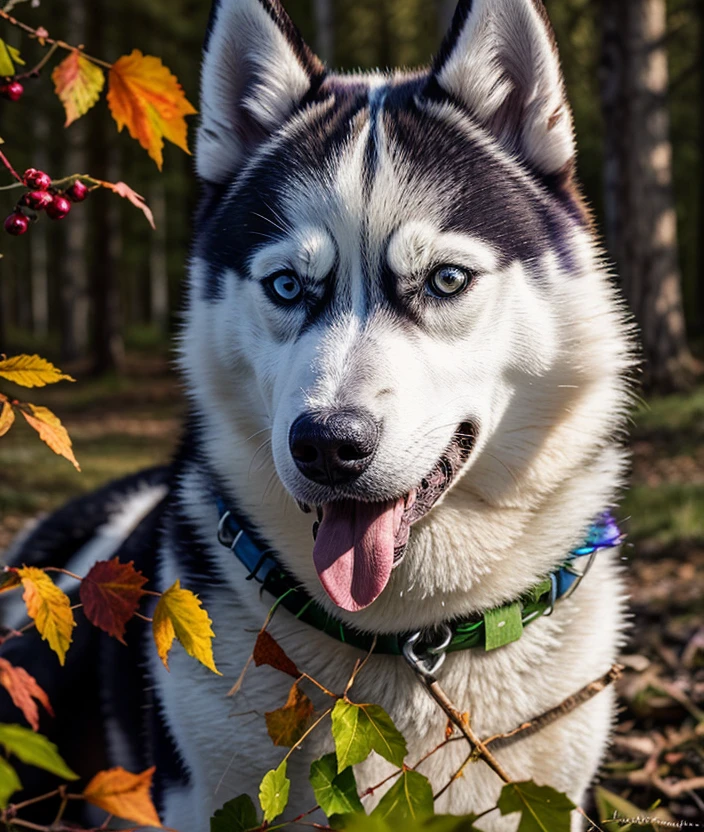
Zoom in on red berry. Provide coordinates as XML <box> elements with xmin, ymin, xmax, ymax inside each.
<box><xmin>4</xmin><ymin>212</ymin><xmax>30</xmax><ymax>236</ymax></box>
<box><xmin>46</xmin><ymin>195</ymin><xmax>71</xmax><ymax>220</ymax></box>
<box><xmin>1</xmin><ymin>81</ymin><xmax>23</xmax><ymax>102</ymax></box>
<box><xmin>21</xmin><ymin>190</ymin><xmax>54</xmax><ymax>211</ymax></box>
<box><xmin>23</xmin><ymin>169</ymin><xmax>52</xmax><ymax>191</ymax></box>
<box><xmin>66</xmin><ymin>180</ymin><xmax>89</xmax><ymax>202</ymax></box>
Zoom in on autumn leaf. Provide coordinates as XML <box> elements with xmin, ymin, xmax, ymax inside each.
<box><xmin>100</xmin><ymin>180</ymin><xmax>155</xmax><ymax>229</ymax></box>
<box><xmin>52</xmin><ymin>50</ymin><xmax>105</xmax><ymax>127</ymax></box>
<box><xmin>16</xmin><ymin>566</ymin><xmax>76</xmax><ymax>665</ymax></box>
<box><xmin>83</xmin><ymin>766</ymin><xmax>162</xmax><ymax>827</ymax></box>
<box><xmin>0</xmin><ymin>657</ymin><xmax>54</xmax><ymax>732</ymax></box>
<box><xmin>20</xmin><ymin>404</ymin><xmax>80</xmax><ymax>471</ymax></box>
<box><xmin>265</xmin><ymin>682</ymin><xmax>314</xmax><ymax>747</ymax></box>
<box><xmin>253</xmin><ymin>630</ymin><xmax>300</xmax><ymax>679</ymax></box>
<box><xmin>80</xmin><ymin>559</ymin><xmax>148</xmax><ymax>644</ymax></box>
<box><xmin>0</xmin><ymin>354</ymin><xmax>75</xmax><ymax>388</ymax></box>
<box><xmin>152</xmin><ymin>580</ymin><xmax>220</xmax><ymax>675</ymax></box>
<box><xmin>107</xmin><ymin>50</ymin><xmax>196</xmax><ymax>170</ymax></box>
<box><xmin>0</xmin><ymin>399</ymin><xmax>14</xmax><ymax>437</ymax></box>
<box><xmin>0</xmin><ymin>39</ymin><xmax>24</xmax><ymax>78</ymax></box>
<box><xmin>0</xmin><ymin>571</ymin><xmax>21</xmax><ymax>594</ymax></box>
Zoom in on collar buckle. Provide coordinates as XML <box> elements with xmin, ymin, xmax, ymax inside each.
<box><xmin>402</xmin><ymin>624</ymin><xmax>453</xmax><ymax>684</ymax></box>
<box><xmin>217</xmin><ymin>510</ymin><xmax>244</xmax><ymax>550</ymax></box>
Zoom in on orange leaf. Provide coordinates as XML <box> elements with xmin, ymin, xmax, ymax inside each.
<box><xmin>52</xmin><ymin>50</ymin><xmax>105</xmax><ymax>127</ymax></box>
<box><xmin>20</xmin><ymin>404</ymin><xmax>80</xmax><ymax>471</ymax></box>
<box><xmin>253</xmin><ymin>631</ymin><xmax>300</xmax><ymax>679</ymax></box>
<box><xmin>17</xmin><ymin>566</ymin><xmax>76</xmax><ymax>666</ymax></box>
<box><xmin>0</xmin><ymin>657</ymin><xmax>54</xmax><ymax>732</ymax></box>
<box><xmin>79</xmin><ymin>559</ymin><xmax>148</xmax><ymax>644</ymax></box>
<box><xmin>100</xmin><ymin>180</ymin><xmax>155</xmax><ymax>229</ymax></box>
<box><xmin>107</xmin><ymin>50</ymin><xmax>196</xmax><ymax>170</ymax></box>
<box><xmin>0</xmin><ymin>400</ymin><xmax>14</xmax><ymax>437</ymax></box>
<box><xmin>83</xmin><ymin>766</ymin><xmax>162</xmax><ymax>827</ymax></box>
<box><xmin>265</xmin><ymin>683</ymin><xmax>314</xmax><ymax>747</ymax></box>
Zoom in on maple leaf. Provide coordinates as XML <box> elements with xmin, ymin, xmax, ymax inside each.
<box><xmin>16</xmin><ymin>567</ymin><xmax>76</xmax><ymax>666</ymax></box>
<box><xmin>80</xmin><ymin>559</ymin><xmax>148</xmax><ymax>644</ymax></box>
<box><xmin>253</xmin><ymin>630</ymin><xmax>300</xmax><ymax>679</ymax></box>
<box><xmin>83</xmin><ymin>766</ymin><xmax>162</xmax><ymax>827</ymax></box>
<box><xmin>265</xmin><ymin>683</ymin><xmax>314</xmax><ymax>747</ymax></box>
<box><xmin>152</xmin><ymin>580</ymin><xmax>220</xmax><ymax>675</ymax></box>
<box><xmin>0</xmin><ymin>399</ymin><xmax>15</xmax><ymax>437</ymax></box>
<box><xmin>107</xmin><ymin>50</ymin><xmax>197</xmax><ymax>170</ymax></box>
<box><xmin>20</xmin><ymin>404</ymin><xmax>80</xmax><ymax>471</ymax></box>
<box><xmin>0</xmin><ymin>657</ymin><xmax>54</xmax><ymax>732</ymax></box>
<box><xmin>0</xmin><ymin>39</ymin><xmax>24</xmax><ymax>78</ymax></box>
<box><xmin>52</xmin><ymin>50</ymin><xmax>105</xmax><ymax>127</ymax></box>
<box><xmin>100</xmin><ymin>180</ymin><xmax>155</xmax><ymax>229</ymax></box>
<box><xmin>0</xmin><ymin>354</ymin><xmax>75</xmax><ymax>388</ymax></box>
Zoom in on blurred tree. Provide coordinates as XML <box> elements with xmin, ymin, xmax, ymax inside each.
<box><xmin>600</xmin><ymin>0</ymin><xmax>697</xmax><ymax>391</ymax></box>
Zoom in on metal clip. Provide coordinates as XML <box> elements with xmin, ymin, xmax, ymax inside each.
<box><xmin>217</xmin><ymin>511</ymin><xmax>243</xmax><ymax>551</ymax></box>
<box><xmin>542</xmin><ymin>572</ymin><xmax>559</xmax><ymax>617</ymax></box>
<box><xmin>560</xmin><ymin>550</ymin><xmax>598</xmax><ymax>601</ymax></box>
<box><xmin>402</xmin><ymin>624</ymin><xmax>453</xmax><ymax>684</ymax></box>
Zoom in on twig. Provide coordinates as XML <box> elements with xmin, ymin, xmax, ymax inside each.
<box><xmin>433</xmin><ymin>748</ymin><xmax>474</xmax><ymax>800</ymax></box>
<box><xmin>15</xmin><ymin>41</ymin><xmax>59</xmax><ymax>80</ymax></box>
<box><xmin>0</xmin><ymin>148</ymin><xmax>22</xmax><ymax>183</ymax></box>
<box><xmin>483</xmin><ymin>664</ymin><xmax>624</xmax><ymax>751</ymax></box>
<box><xmin>344</xmin><ymin>635</ymin><xmax>378</xmax><ymax>696</ymax></box>
<box><xmin>282</xmin><ymin>708</ymin><xmax>333</xmax><ymax>765</ymax></box>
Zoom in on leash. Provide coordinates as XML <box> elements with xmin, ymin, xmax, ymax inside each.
<box><xmin>215</xmin><ymin>496</ymin><xmax>623</xmax><ymax>665</ymax></box>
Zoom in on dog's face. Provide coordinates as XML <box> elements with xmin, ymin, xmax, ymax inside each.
<box><xmin>182</xmin><ymin>0</ymin><xmax>631</xmax><ymax>619</ymax></box>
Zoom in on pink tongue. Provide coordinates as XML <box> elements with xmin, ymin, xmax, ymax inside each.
<box><xmin>313</xmin><ymin>498</ymin><xmax>405</xmax><ymax>612</ymax></box>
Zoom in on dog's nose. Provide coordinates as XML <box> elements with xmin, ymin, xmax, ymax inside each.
<box><xmin>289</xmin><ymin>410</ymin><xmax>379</xmax><ymax>486</ymax></box>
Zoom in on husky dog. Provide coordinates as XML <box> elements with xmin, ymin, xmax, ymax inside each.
<box><xmin>1</xmin><ymin>0</ymin><xmax>634</xmax><ymax>829</ymax></box>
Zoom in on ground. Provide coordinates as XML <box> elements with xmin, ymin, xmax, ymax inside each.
<box><xmin>0</xmin><ymin>355</ymin><xmax>702</xmax><ymax>827</ymax></box>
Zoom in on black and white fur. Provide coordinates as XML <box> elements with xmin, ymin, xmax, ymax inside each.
<box><xmin>1</xmin><ymin>1</ymin><xmax>634</xmax><ymax>829</ymax></box>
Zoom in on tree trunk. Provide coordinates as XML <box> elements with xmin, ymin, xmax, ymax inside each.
<box><xmin>313</xmin><ymin>0</ymin><xmax>334</xmax><ymax>64</ymax></box>
<box><xmin>600</xmin><ymin>0</ymin><xmax>696</xmax><ymax>391</ymax></box>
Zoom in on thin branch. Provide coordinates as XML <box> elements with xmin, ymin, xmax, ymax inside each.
<box><xmin>282</xmin><ymin>708</ymin><xmax>333</xmax><ymax>765</ymax></box>
<box><xmin>0</xmin><ymin>148</ymin><xmax>23</xmax><ymax>183</ymax></box>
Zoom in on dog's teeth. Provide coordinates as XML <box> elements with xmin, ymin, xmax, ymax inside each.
<box><xmin>312</xmin><ymin>521</ymin><xmax>320</xmax><ymax>541</ymax></box>
<box><xmin>297</xmin><ymin>501</ymin><xmax>312</xmax><ymax>514</ymax></box>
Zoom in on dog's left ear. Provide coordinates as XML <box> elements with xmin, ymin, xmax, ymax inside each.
<box><xmin>197</xmin><ymin>0</ymin><xmax>324</xmax><ymax>184</ymax></box>
<box><xmin>429</xmin><ymin>0</ymin><xmax>575</xmax><ymax>177</ymax></box>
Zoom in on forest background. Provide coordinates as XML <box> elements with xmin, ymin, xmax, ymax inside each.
<box><xmin>0</xmin><ymin>0</ymin><xmax>703</xmax><ymax>824</ymax></box>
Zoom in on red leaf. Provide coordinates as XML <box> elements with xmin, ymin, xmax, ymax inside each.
<box><xmin>100</xmin><ymin>180</ymin><xmax>155</xmax><ymax>229</ymax></box>
<box><xmin>79</xmin><ymin>559</ymin><xmax>148</xmax><ymax>644</ymax></box>
<box><xmin>0</xmin><ymin>657</ymin><xmax>54</xmax><ymax>731</ymax></box>
<box><xmin>253</xmin><ymin>631</ymin><xmax>300</xmax><ymax>679</ymax></box>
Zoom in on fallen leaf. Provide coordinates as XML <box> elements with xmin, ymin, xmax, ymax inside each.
<box><xmin>52</xmin><ymin>50</ymin><xmax>105</xmax><ymax>126</ymax></box>
<box><xmin>83</xmin><ymin>766</ymin><xmax>162</xmax><ymax>827</ymax></box>
<box><xmin>0</xmin><ymin>354</ymin><xmax>75</xmax><ymax>388</ymax></box>
<box><xmin>80</xmin><ymin>559</ymin><xmax>148</xmax><ymax>644</ymax></box>
<box><xmin>17</xmin><ymin>566</ymin><xmax>76</xmax><ymax>665</ymax></box>
<box><xmin>152</xmin><ymin>580</ymin><xmax>220</xmax><ymax>675</ymax></box>
<box><xmin>0</xmin><ymin>657</ymin><xmax>54</xmax><ymax>731</ymax></box>
<box><xmin>0</xmin><ymin>400</ymin><xmax>14</xmax><ymax>437</ymax></box>
<box><xmin>107</xmin><ymin>50</ymin><xmax>196</xmax><ymax>169</ymax></box>
<box><xmin>265</xmin><ymin>683</ymin><xmax>314</xmax><ymax>747</ymax></box>
<box><xmin>100</xmin><ymin>180</ymin><xmax>155</xmax><ymax>229</ymax></box>
<box><xmin>20</xmin><ymin>404</ymin><xmax>80</xmax><ymax>471</ymax></box>
<box><xmin>253</xmin><ymin>630</ymin><xmax>300</xmax><ymax>679</ymax></box>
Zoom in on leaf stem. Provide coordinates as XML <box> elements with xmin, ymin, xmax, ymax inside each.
<box><xmin>15</xmin><ymin>41</ymin><xmax>59</xmax><ymax>79</ymax></box>
<box><xmin>282</xmin><ymin>708</ymin><xmax>333</xmax><ymax>766</ymax></box>
<box><xmin>4</xmin><ymin>788</ymin><xmax>60</xmax><ymax>813</ymax></box>
<box><xmin>44</xmin><ymin>567</ymin><xmax>83</xmax><ymax>582</ymax></box>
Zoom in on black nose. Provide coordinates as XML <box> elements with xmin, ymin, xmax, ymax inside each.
<box><xmin>289</xmin><ymin>410</ymin><xmax>379</xmax><ymax>486</ymax></box>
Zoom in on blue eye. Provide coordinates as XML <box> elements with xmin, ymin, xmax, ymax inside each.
<box><xmin>427</xmin><ymin>265</ymin><xmax>473</xmax><ymax>298</ymax></box>
<box><xmin>266</xmin><ymin>272</ymin><xmax>303</xmax><ymax>305</ymax></box>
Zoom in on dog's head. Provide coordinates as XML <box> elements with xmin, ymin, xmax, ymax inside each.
<box><xmin>182</xmin><ymin>0</ymin><xmax>632</xmax><ymax>621</ymax></box>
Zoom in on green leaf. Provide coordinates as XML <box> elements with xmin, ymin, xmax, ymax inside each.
<box><xmin>497</xmin><ymin>782</ymin><xmax>575</xmax><ymax>832</ymax></box>
<box><xmin>331</xmin><ymin>813</ymin><xmax>480</xmax><ymax>832</ymax></box>
<box><xmin>484</xmin><ymin>602</ymin><xmax>524</xmax><ymax>651</ymax></box>
<box><xmin>0</xmin><ymin>756</ymin><xmax>22</xmax><ymax>810</ymax></box>
<box><xmin>595</xmin><ymin>787</ymin><xmax>658</xmax><ymax>831</ymax></box>
<box><xmin>0</xmin><ymin>724</ymin><xmax>78</xmax><ymax>781</ymax></box>
<box><xmin>0</xmin><ymin>39</ymin><xmax>25</xmax><ymax>77</ymax></box>
<box><xmin>372</xmin><ymin>770</ymin><xmax>434</xmax><ymax>824</ymax></box>
<box><xmin>331</xmin><ymin>814</ymin><xmax>390</xmax><ymax>832</ymax></box>
<box><xmin>211</xmin><ymin>794</ymin><xmax>259</xmax><ymax>832</ymax></box>
<box><xmin>259</xmin><ymin>760</ymin><xmax>290</xmax><ymax>823</ymax></box>
<box><xmin>424</xmin><ymin>817</ymin><xmax>480</xmax><ymax>831</ymax></box>
<box><xmin>332</xmin><ymin>701</ymin><xmax>407</xmax><ymax>773</ymax></box>
<box><xmin>310</xmin><ymin>754</ymin><xmax>364</xmax><ymax>817</ymax></box>
<box><xmin>360</xmin><ymin>704</ymin><xmax>407</xmax><ymax>768</ymax></box>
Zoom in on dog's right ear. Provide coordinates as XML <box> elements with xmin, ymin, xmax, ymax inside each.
<box><xmin>197</xmin><ymin>0</ymin><xmax>324</xmax><ymax>184</ymax></box>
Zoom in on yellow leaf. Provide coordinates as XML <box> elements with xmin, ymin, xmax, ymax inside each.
<box><xmin>52</xmin><ymin>50</ymin><xmax>105</xmax><ymax>127</ymax></box>
<box><xmin>17</xmin><ymin>567</ymin><xmax>76</xmax><ymax>666</ymax></box>
<box><xmin>20</xmin><ymin>405</ymin><xmax>80</xmax><ymax>471</ymax></box>
<box><xmin>107</xmin><ymin>50</ymin><xmax>197</xmax><ymax>170</ymax></box>
<box><xmin>152</xmin><ymin>580</ymin><xmax>220</xmax><ymax>675</ymax></box>
<box><xmin>0</xmin><ymin>354</ymin><xmax>75</xmax><ymax>388</ymax></box>
<box><xmin>0</xmin><ymin>400</ymin><xmax>14</xmax><ymax>437</ymax></box>
<box><xmin>83</xmin><ymin>767</ymin><xmax>162</xmax><ymax>827</ymax></box>
<box><xmin>0</xmin><ymin>39</ymin><xmax>24</xmax><ymax>77</ymax></box>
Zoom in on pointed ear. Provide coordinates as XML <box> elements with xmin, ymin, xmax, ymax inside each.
<box><xmin>430</xmin><ymin>0</ymin><xmax>575</xmax><ymax>177</ymax></box>
<box><xmin>197</xmin><ymin>0</ymin><xmax>325</xmax><ymax>184</ymax></box>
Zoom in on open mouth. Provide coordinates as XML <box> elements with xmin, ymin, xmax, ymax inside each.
<box><xmin>303</xmin><ymin>422</ymin><xmax>475</xmax><ymax>613</ymax></box>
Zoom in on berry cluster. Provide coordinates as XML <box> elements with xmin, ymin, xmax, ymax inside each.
<box><xmin>0</xmin><ymin>80</ymin><xmax>24</xmax><ymax>102</ymax></box>
<box><xmin>4</xmin><ymin>169</ymin><xmax>89</xmax><ymax>236</ymax></box>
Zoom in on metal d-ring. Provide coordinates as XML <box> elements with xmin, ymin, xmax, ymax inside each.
<box><xmin>542</xmin><ymin>572</ymin><xmax>559</xmax><ymax>617</ymax></box>
<box><xmin>402</xmin><ymin>624</ymin><xmax>453</xmax><ymax>684</ymax></box>
<box><xmin>217</xmin><ymin>511</ymin><xmax>243</xmax><ymax>551</ymax></box>
<box><xmin>560</xmin><ymin>550</ymin><xmax>599</xmax><ymax>601</ymax></box>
